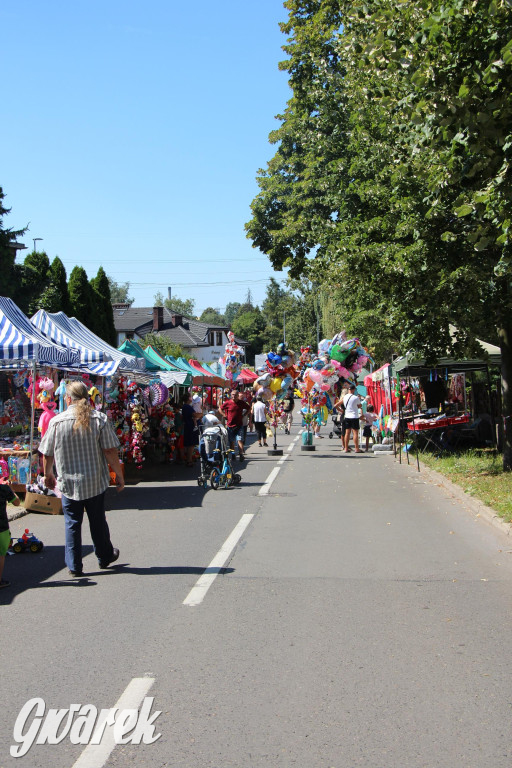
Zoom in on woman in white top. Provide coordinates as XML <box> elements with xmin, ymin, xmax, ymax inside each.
<box><xmin>252</xmin><ymin>396</ymin><xmax>268</xmax><ymax>447</ymax></box>
<box><xmin>342</xmin><ymin>384</ymin><xmax>362</xmax><ymax>453</ymax></box>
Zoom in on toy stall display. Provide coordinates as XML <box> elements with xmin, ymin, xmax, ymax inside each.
<box><xmin>105</xmin><ymin>375</ymin><xmax>149</xmax><ymax>470</ymax></box>
<box><xmin>143</xmin><ymin>380</ymin><xmax>179</xmax><ymax>464</ymax></box>
<box><xmin>0</xmin><ymin>371</ymin><xmax>32</xmax><ymax>438</ymax></box>
<box><xmin>0</xmin><ymin>371</ymin><xmax>40</xmax><ymax>490</ymax></box>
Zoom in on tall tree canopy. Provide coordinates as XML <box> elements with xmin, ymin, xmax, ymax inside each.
<box><xmin>154</xmin><ymin>291</ymin><xmax>196</xmax><ymax>318</ymax></box>
<box><xmin>199</xmin><ymin>307</ymin><xmax>226</xmax><ymax>325</ymax></box>
<box><xmin>247</xmin><ymin>0</ymin><xmax>512</xmax><ymax>467</ymax></box>
<box><xmin>0</xmin><ymin>187</ymin><xmax>26</xmax><ymax>304</ymax></box>
<box><xmin>108</xmin><ymin>275</ymin><xmax>134</xmax><ymax>305</ymax></box>
<box><xmin>68</xmin><ymin>266</ymin><xmax>92</xmax><ymax>327</ymax></box>
<box><xmin>90</xmin><ymin>266</ymin><xmax>116</xmax><ymax>344</ymax></box>
<box><xmin>21</xmin><ymin>251</ymin><xmax>51</xmax><ymax>316</ymax></box>
<box><xmin>37</xmin><ymin>256</ymin><xmax>72</xmax><ymax>315</ymax></box>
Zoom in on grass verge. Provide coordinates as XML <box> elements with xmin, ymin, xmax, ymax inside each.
<box><xmin>416</xmin><ymin>449</ymin><xmax>512</xmax><ymax>524</ymax></box>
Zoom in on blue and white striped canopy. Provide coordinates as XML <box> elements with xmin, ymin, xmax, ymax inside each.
<box><xmin>64</xmin><ymin>316</ymin><xmax>146</xmax><ymax>371</ymax></box>
<box><xmin>31</xmin><ymin>311</ymin><xmax>145</xmax><ymax>371</ymax></box>
<box><xmin>31</xmin><ymin>309</ymin><xmax>110</xmax><ymax>364</ymax></box>
<box><xmin>0</xmin><ymin>298</ymin><xmax>81</xmax><ymax>366</ymax></box>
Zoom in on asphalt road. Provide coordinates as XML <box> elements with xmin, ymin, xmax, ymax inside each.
<box><xmin>2</xmin><ymin>425</ymin><xmax>512</xmax><ymax>768</ymax></box>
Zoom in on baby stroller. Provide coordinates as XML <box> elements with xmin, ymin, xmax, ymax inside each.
<box><xmin>328</xmin><ymin>413</ymin><xmax>343</xmax><ymax>439</ymax></box>
<box><xmin>197</xmin><ymin>424</ymin><xmax>241</xmax><ymax>489</ymax></box>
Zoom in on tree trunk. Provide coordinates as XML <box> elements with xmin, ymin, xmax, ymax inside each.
<box><xmin>498</xmin><ymin>320</ymin><xmax>512</xmax><ymax>471</ymax></box>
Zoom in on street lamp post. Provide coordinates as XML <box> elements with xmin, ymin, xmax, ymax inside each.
<box><xmin>33</xmin><ymin>238</ymin><xmax>43</xmax><ymax>253</ymax></box>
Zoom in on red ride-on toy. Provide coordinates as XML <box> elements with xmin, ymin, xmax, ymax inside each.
<box><xmin>9</xmin><ymin>529</ymin><xmax>44</xmax><ymax>554</ymax></box>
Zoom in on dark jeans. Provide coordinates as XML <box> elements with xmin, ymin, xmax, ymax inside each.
<box><xmin>61</xmin><ymin>491</ymin><xmax>114</xmax><ymax>572</ymax></box>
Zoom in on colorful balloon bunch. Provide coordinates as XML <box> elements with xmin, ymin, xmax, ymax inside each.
<box><xmin>253</xmin><ymin>343</ymin><xmax>300</xmax><ymax>403</ymax></box>
<box><xmin>219</xmin><ymin>331</ymin><xmax>245</xmax><ymax>382</ymax></box>
<box><xmin>296</xmin><ymin>331</ymin><xmax>373</xmax><ymax>424</ymax></box>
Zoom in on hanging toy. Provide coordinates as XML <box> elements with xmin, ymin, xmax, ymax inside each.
<box><xmin>89</xmin><ymin>386</ymin><xmax>102</xmax><ymax>411</ymax></box>
<box><xmin>37</xmin><ymin>377</ymin><xmax>57</xmax><ymax>437</ymax></box>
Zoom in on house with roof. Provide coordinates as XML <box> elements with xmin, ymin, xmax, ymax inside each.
<box><xmin>112</xmin><ymin>304</ymin><xmax>247</xmax><ymax>364</ymax></box>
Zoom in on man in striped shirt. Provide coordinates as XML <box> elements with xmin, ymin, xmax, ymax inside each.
<box><xmin>39</xmin><ymin>381</ymin><xmax>124</xmax><ymax>577</ymax></box>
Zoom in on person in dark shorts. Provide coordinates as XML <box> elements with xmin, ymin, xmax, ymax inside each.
<box><xmin>342</xmin><ymin>383</ymin><xmax>362</xmax><ymax>453</ymax></box>
<box><xmin>251</xmin><ymin>395</ymin><xmax>268</xmax><ymax>447</ymax></box>
<box><xmin>281</xmin><ymin>388</ymin><xmax>295</xmax><ymax>434</ymax></box>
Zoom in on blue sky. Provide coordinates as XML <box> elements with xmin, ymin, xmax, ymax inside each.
<box><xmin>2</xmin><ymin>1</ymin><xmax>291</xmax><ymax>316</ymax></box>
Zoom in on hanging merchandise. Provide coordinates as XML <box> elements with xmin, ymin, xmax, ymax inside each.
<box><xmin>143</xmin><ymin>380</ymin><xmax>169</xmax><ymax>408</ymax></box>
<box><xmin>37</xmin><ymin>377</ymin><xmax>57</xmax><ymax>437</ymax></box>
<box><xmin>89</xmin><ymin>386</ymin><xmax>103</xmax><ymax>411</ymax></box>
<box><xmin>219</xmin><ymin>331</ymin><xmax>245</xmax><ymax>382</ymax></box>
<box><xmin>105</xmin><ymin>375</ymin><xmax>149</xmax><ymax>469</ymax></box>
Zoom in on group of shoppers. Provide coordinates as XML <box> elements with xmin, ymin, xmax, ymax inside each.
<box><xmin>179</xmin><ymin>386</ymin><xmax>297</xmax><ymax>463</ymax></box>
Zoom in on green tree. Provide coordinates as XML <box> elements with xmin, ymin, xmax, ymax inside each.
<box><xmin>247</xmin><ymin>0</ymin><xmax>512</xmax><ymax>466</ymax></box>
<box><xmin>0</xmin><ymin>187</ymin><xmax>27</xmax><ymax>303</ymax></box>
<box><xmin>154</xmin><ymin>291</ymin><xmax>195</xmax><ymax>318</ymax></box>
<box><xmin>20</xmin><ymin>251</ymin><xmax>51</xmax><ymax>315</ymax></box>
<box><xmin>341</xmin><ymin>0</ymin><xmax>512</xmax><ymax>464</ymax></box>
<box><xmin>90</xmin><ymin>267</ymin><xmax>116</xmax><ymax>344</ymax></box>
<box><xmin>108</xmin><ymin>275</ymin><xmax>133</xmax><ymax>305</ymax></box>
<box><xmin>200</xmin><ymin>307</ymin><xmax>226</xmax><ymax>325</ymax></box>
<box><xmin>37</xmin><ymin>257</ymin><xmax>72</xmax><ymax>315</ymax></box>
<box><xmin>224</xmin><ymin>302</ymin><xmax>242</xmax><ymax>326</ymax></box>
<box><xmin>142</xmin><ymin>332</ymin><xmax>187</xmax><ymax>359</ymax></box>
<box><xmin>68</xmin><ymin>266</ymin><xmax>92</xmax><ymax>327</ymax></box>
<box><xmin>232</xmin><ymin>308</ymin><xmax>266</xmax><ymax>363</ymax></box>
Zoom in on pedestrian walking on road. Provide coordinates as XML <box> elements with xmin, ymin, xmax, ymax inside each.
<box><xmin>182</xmin><ymin>393</ymin><xmax>200</xmax><ymax>466</ymax></box>
<box><xmin>39</xmin><ymin>381</ymin><xmax>124</xmax><ymax>577</ymax></box>
<box><xmin>281</xmin><ymin>387</ymin><xmax>295</xmax><ymax>434</ymax></box>
<box><xmin>342</xmin><ymin>383</ymin><xmax>362</xmax><ymax>453</ymax></box>
<box><xmin>220</xmin><ymin>389</ymin><xmax>251</xmax><ymax>460</ymax></box>
<box><xmin>252</xmin><ymin>395</ymin><xmax>268</xmax><ymax>447</ymax></box>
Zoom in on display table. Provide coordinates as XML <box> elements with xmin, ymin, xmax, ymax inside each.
<box><xmin>407</xmin><ymin>414</ymin><xmax>470</xmax><ymax>453</ymax></box>
<box><xmin>0</xmin><ymin>449</ymin><xmax>40</xmax><ymax>493</ymax></box>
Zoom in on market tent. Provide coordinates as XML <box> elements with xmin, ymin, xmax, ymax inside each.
<box><xmin>188</xmin><ymin>359</ymin><xmax>226</xmax><ymax>387</ymax></box>
<box><xmin>236</xmin><ymin>368</ymin><xmax>258</xmax><ymax>385</ymax></box>
<box><xmin>61</xmin><ymin>316</ymin><xmax>146</xmax><ymax>371</ymax></box>
<box><xmin>166</xmin><ymin>356</ymin><xmax>204</xmax><ymax>386</ymax></box>
<box><xmin>0</xmin><ymin>298</ymin><xmax>81</xmax><ymax>367</ymax></box>
<box><xmin>118</xmin><ymin>339</ymin><xmax>160</xmax><ymax>372</ymax></box>
<box><xmin>202</xmin><ymin>362</ymin><xmax>228</xmax><ymax>387</ymax></box>
<box><xmin>175</xmin><ymin>357</ymin><xmax>213</xmax><ymax>386</ymax></box>
<box><xmin>392</xmin><ymin>354</ymin><xmax>494</xmax><ymax>378</ymax></box>
<box><xmin>141</xmin><ymin>346</ymin><xmax>192</xmax><ymax>385</ymax></box>
<box><xmin>31</xmin><ymin>309</ymin><xmax>110</xmax><ymax>364</ymax></box>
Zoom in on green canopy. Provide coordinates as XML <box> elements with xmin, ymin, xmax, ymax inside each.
<box><xmin>118</xmin><ymin>339</ymin><xmax>160</xmax><ymax>371</ymax></box>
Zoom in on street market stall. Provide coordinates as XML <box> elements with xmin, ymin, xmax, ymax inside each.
<box><xmin>0</xmin><ymin>298</ymin><xmax>82</xmax><ymax>488</ymax></box>
<box><xmin>391</xmin><ymin>350</ymin><xmax>500</xmax><ymax>467</ymax></box>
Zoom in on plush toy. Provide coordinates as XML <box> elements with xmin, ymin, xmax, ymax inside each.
<box><xmin>37</xmin><ymin>377</ymin><xmax>57</xmax><ymax>437</ymax></box>
<box><xmin>89</xmin><ymin>386</ymin><xmax>102</xmax><ymax>411</ymax></box>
